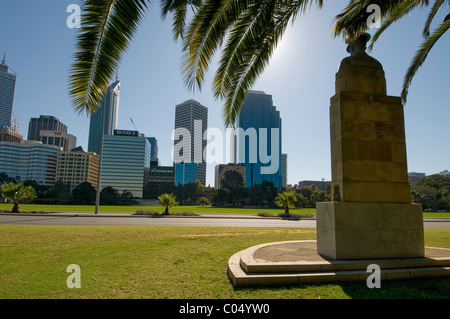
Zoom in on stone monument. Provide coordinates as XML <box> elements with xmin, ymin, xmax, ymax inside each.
<box><xmin>316</xmin><ymin>33</ymin><xmax>425</xmax><ymax>260</ymax></box>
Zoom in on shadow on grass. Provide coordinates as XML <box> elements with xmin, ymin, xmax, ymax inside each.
<box><xmin>231</xmin><ymin>277</ymin><xmax>450</xmax><ymax>299</ymax></box>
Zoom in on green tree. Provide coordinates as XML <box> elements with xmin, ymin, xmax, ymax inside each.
<box><xmin>198</xmin><ymin>196</ymin><xmax>210</xmax><ymax>205</ymax></box>
<box><xmin>221</xmin><ymin>170</ymin><xmax>247</xmax><ymax>207</ymax></box>
<box><xmin>275</xmin><ymin>191</ymin><xmax>297</xmax><ymax>217</ymax></box>
<box><xmin>158</xmin><ymin>193</ymin><xmax>179</xmax><ymax>214</ymax></box>
<box><xmin>310</xmin><ymin>190</ymin><xmax>331</xmax><ymax>207</ymax></box>
<box><xmin>411</xmin><ymin>174</ymin><xmax>450</xmax><ymax>211</ymax></box>
<box><xmin>1</xmin><ymin>183</ymin><xmax>37</xmax><ymax>213</ymax></box>
<box><xmin>72</xmin><ymin>182</ymin><xmax>96</xmax><ymax>204</ymax></box>
<box><xmin>294</xmin><ymin>193</ymin><xmax>309</xmax><ymax>208</ymax></box>
<box><xmin>100</xmin><ymin>186</ymin><xmax>120</xmax><ymax>205</ymax></box>
<box><xmin>43</xmin><ymin>180</ymin><xmax>72</xmax><ymax>203</ymax></box>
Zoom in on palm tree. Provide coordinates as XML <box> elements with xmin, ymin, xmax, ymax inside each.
<box><xmin>181</xmin><ymin>0</ymin><xmax>448</xmax><ymax>125</ymax></box>
<box><xmin>68</xmin><ymin>0</ymin><xmax>202</xmax><ymax>116</ymax></box>
<box><xmin>275</xmin><ymin>191</ymin><xmax>297</xmax><ymax>217</ymax></box>
<box><xmin>158</xmin><ymin>193</ymin><xmax>178</xmax><ymax>214</ymax></box>
<box><xmin>69</xmin><ymin>1</ymin><xmax>448</xmax><ymax>126</ymax></box>
<box><xmin>1</xmin><ymin>183</ymin><xmax>37</xmax><ymax>213</ymax></box>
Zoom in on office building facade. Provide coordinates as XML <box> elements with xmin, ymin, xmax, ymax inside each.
<box><xmin>28</xmin><ymin>115</ymin><xmax>67</xmax><ymax>142</ymax></box>
<box><xmin>173</xmin><ymin>99</ymin><xmax>208</xmax><ymax>185</ymax></box>
<box><xmin>149</xmin><ymin>165</ymin><xmax>174</xmax><ymax>185</ymax></box>
<box><xmin>88</xmin><ymin>80</ymin><xmax>120</xmax><ymax>154</ymax></box>
<box><xmin>235</xmin><ymin>90</ymin><xmax>282</xmax><ymax>189</ymax></box>
<box><xmin>56</xmin><ymin>147</ymin><xmax>100</xmax><ymax>191</ymax></box>
<box><xmin>0</xmin><ymin>56</ymin><xmax>17</xmax><ymax>131</ymax></box>
<box><xmin>281</xmin><ymin>153</ymin><xmax>288</xmax><ymax>188</ymax></box>
<box><xmin>0</xmin><ymin>141</ymin><xmax>59</xmax><ymax>186</ymax></box>
<box><xmin>0</xmin><ymin>127</ymin><xmax>23</xmax><ymax>143</ymax></box>
<box><xmin>99</xmin><ymin>130</ymin><xmax>150</xmax><ymax>198</ymax></box>
<box><xmin>40</xmin><ymin>130</ymin><xmax>77</xmax><ymax>151</ymax></box>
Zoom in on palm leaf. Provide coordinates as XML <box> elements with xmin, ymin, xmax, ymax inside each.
<box><xmin>160</xmin><ymin>0</ymin><xmax>203</xmax><ymax>40</ymax></box>
<box><xmin>402</xmin><ymin>19</ymin><xmax>450</xmax><ymax>102</ymax></box>
<box><xmin>68</xmin><ymin>0</ymin><xmax>149</xmax><ymax>116</ymax></box>
<box><xmin>423</xmin><ymin>0</ymin><xmax>446</xmax><ymax>37</ymax></box>
<box><xmin>333</xmin><ymin>0</ymin><xmax>430</xmax><ymax>39</ymax></box>
<box><xmin>182</xmin><ymin>0</ymin><xmax>323</xmax><ymax>127</ymax></box>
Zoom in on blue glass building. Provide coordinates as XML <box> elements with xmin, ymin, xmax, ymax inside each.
<box><xmin>174</xmin><ymin>162</ymin><xmax>198</xmax><ymax>186</ymax></box>
<box><xmin>235</xmin><ymin>91</ymin><xmax>282</xmax><ymax>190</ymax></box>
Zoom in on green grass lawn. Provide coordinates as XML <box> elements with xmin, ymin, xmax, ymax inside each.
<box><xmin>1</xmin><ymin>203</ymin><xmax>449</xmax><ymax>218</ymax></box>
<box><xmin>0</xmin><ymin>225</ymin><xmax>449</xmax><ymax>299</ymax></box>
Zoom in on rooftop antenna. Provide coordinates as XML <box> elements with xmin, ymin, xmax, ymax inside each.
<box><xmin>1</xmin><ymin>54</ymin><xmax>5</xmax><ymax>64</ymax></box>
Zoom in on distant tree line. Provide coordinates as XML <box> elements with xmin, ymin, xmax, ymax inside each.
<box><xmin>8</xmin><ymin>172</ymin><xmax>449</xmax><ymax>211</ymax></box>
<box><xmin>0</xmin><ymin>173</ymin><xmax>134</xmax><ymax>205</ymax></box>
<box><xmin>411</xmin><ymin>174</ymin><xmax>450</xmax><ymax>212</ymax></box>
<box><xmin>143</xmin><ymin>170</ymin><xmax>332</xmax><ymax>208</ymax></box>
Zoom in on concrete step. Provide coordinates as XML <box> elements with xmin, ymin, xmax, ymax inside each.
<box><xmin>227</xmin><ymin>241</ymin><xmax>450</xmax><ymax>287</ymax></box>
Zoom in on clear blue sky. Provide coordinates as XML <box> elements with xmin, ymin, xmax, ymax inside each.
<box><xmin>1</xmin><ymin>1</ymin><xmax>449</xmax><ymax>187</ymax></box>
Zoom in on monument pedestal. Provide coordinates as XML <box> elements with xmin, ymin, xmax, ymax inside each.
<box><xmin>316</xmin><ymin>202</ymin><xmax>424</xmax><ymax>260</ymax></box>
<box><xmin>316</xmin><ymin>33</ymin><xmax>425</xmax><ymax>261</ymax></box>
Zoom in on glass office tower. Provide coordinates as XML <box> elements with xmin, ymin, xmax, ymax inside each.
<box><xmin>99</xmin><ymin>130</ymin><xmax>150</xmax><ymax>198</ymax></box>
<box><xmin>235</xmin><ymin>90</ymin><xmax>282</xmax><ymax>190</ymax></box>
<box><xmin>88</xmin><ymin>80</ymin><xmax>120</xmax><ymax>154</ymax></box>
<box><xmin>0</xmin><ymin>56</ymin><xmax>17</xmax><ymax>130</ymax></box>
<box><xmin>0</xmin><ymin>141</ymin><xmax>59</xmax><ymax>186</ymax></box>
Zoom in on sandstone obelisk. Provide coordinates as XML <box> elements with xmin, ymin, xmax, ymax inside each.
<box><xmin>316</xmin><ymin>33</ymin><xmax>425</xmax><ymax>260</ymax></box>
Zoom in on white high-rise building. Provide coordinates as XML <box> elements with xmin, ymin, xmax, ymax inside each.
<box><xmin>173</xmin><ymin>99</ymin><xmax>208</xmax><ymax>185</ymax></box>
<box><xmin>0</xmin><ymin>55</ymin><xmax>17</xmax><ymax>131</ymax></box>
<box><xmin>88</xmin><ymin>80</ymin><xmax>120</xmax><ymax>154</ymax></box>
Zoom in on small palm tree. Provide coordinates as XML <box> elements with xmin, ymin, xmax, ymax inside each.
<box><xmin>158</xmin><ymin>193</ymin><xmax>178</xmax><ymax>215</ymax></box>
<box><xmin>1</xmin><ymin>183</ymin><xmax>37</xmax><ymax>213</ymax></box>
<box><xmin>275</xmin><ymin>191</ymin><xmax>297</xmax><ymax>217</ymax></box>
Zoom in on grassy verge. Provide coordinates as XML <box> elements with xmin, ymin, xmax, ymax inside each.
<box><xmin>0</xmin><ymin>225</ymin><xmax>449</xmax><ymax>299</ymax></box>
<box><xmin>1</xmin><ymin>203</ymin><xmax>449</xmax><ymax>218</ymax></box>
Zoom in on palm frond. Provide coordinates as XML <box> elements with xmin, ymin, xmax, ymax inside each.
<box><xmin>68</xmin><ymin>0</ymin><xmax>149</xmax><ymax>116</ymax></box>
<box><xmin>160</xmin><ymin>0</ymin><xmax>203</xmax><ymax>40</ymax></box>
<box><xmin>334</xmin><ymin>0</ymin><xmax>430</xmax><ymax>39</ymax></box>
<box><xmin>369</xmin><ymin>0</ymin><xmax>427</xmax><ymax>50</ymax></box>
<box><xmin>402</xmin><ymin>19</ymin><xmax>450</xmax><ymax>102</ymax></box>
<box><xmin>182</xmin><ymin>0</ymin><xmax>323</xmax><ymax>127</ymax></box>
<box><xmin>181</xmin><ymin>0</ymin><xmax>246</xmax><ymax>92</ymax></box>
<box><xmin>423</xmin><ymin>0</ymin><xmax>445</xmax><ymax>37</ymax></box>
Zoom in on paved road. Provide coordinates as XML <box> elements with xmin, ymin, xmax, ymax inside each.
<box><xmin>0</xmin><ymin>213</ymin><xmax>449</xmax><ymax>228</ymax></box>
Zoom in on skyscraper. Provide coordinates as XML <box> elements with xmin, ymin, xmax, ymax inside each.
<box><xmin>28</xmin><ymin>115</ymin><xmax>67</xmax><ymax>141</ymax></box>
<box><xmin>0</xmin><ymin>55</ymin><xmax>17</xmax><ymax>131</ymax></box>
<box><xmin>88</xmin><ymin>80</ymin><xmax>120</xmax><ymax>154</ymax></box>
<box><xmin>173</xmin><ymin>99</ymin><xmax>208</xmax><ymax>185</ymax></box>
<box><xmin>99</xmin><ymin>129</ymin><xmax>151</xmax><ymax>198</ymax></box>
<box><xmin>235</xmin><ymin>90</ymin><xmax>282</xmax><ymax>189</ymax></box>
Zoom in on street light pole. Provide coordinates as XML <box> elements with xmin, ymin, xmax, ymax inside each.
<box><xmin>94</xmin><ymin>101</ymin><xmax>106</xmax><ymax>215</ymax></box>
